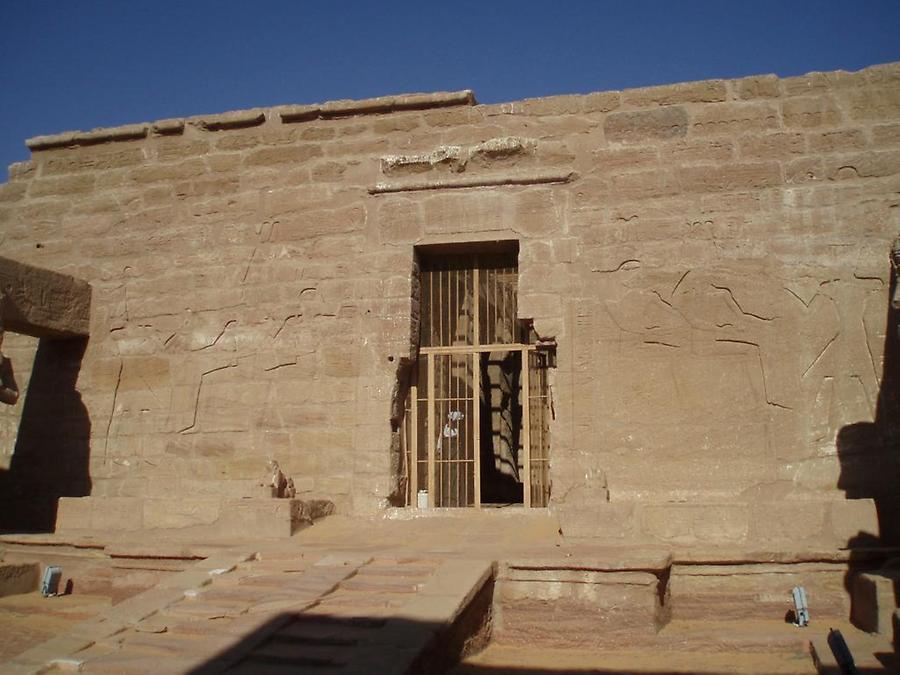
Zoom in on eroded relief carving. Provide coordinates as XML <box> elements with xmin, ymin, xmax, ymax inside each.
<box><xmin>0</xmin><ymin>296</ymin><xmax>20</xmax><ymax>406</ymax></box>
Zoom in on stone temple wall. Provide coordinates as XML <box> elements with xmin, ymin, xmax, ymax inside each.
<box><xmin>0</xmin><ymin>64</ymin><xmax>898</xmax><ymax>544</ymax></box>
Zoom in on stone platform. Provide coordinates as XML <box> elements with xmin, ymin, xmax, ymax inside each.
<box><xmin>2</xmin><ymin>513</ymin><xmax>898</xmax><ymax>673</ymax></box>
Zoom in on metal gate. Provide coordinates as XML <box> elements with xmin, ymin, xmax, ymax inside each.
<box><xmin>399</xmin><ymin>252</ymin><xmax>551</xmax><ymax>508</ymax></box>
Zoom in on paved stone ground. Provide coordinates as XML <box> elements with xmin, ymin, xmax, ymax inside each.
<box><xmin>0</xmin><ymin>593</ymin><xmax>111</xmax><ymax>661</ymax></box>
<box><xmin>2</xmin><ymin>513</ymin><xmax>897</xmax><ymax>673</ymax></box>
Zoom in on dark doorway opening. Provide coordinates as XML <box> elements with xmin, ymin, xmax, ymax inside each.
<box><xmin>479</xmin><ymin>350</ymin><xmax>524</xmax><ymax>505</ymax></box>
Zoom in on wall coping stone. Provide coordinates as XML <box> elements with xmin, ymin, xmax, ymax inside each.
<box><xmin>24</xmin><ymin>90</ymin><xmax>478</xmax><ymax>152</ymax></box>
<box><xmin>19</xmin><ymin>62</ymin><xmax>900</xmax><ymax>155</ymax></box>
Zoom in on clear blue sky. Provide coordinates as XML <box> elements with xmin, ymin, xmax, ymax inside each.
<box><xmin>1</xmin><ymin>1</ymin><xmax>899</xmax><ymax>174</ymax></box>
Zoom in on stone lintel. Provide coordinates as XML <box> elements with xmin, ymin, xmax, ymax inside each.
<box><xmin>369</xmin><ymin>170</ymin><xmax>575</xmax><ymax>195</ymax></box>
<box><xmin>0</xmin><ymin>256</ymin><xmax>91</xmax><ymax>339</ymax></box>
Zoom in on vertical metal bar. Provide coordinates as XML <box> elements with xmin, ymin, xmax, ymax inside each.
<box><xmin>492</xmin><ymin>266</ymin><xmax>497</xmax><ymax>342</ymax></box>
<box><xmin>521</xmin><ymin>347</ymin><xmax>532</xmax><ymax>508</ymax></box>
<box><xmin>473</xmin><ymin>351</ymin><xmax>481</xmax><ymax>508</ymax></box>
<box><xmin>427</xmin><ymin>353</ymin><xmax>435</xmax><ymax>508</ymax></box>
<box><xmin>473</xmin><ymin>264</ymin><xmax>480</xmax><ymax>347</ymax></box>
<box><xmin>410</xmin><ymin>382</ymin><xmax>418</xmax><ymax>507</ymax></box>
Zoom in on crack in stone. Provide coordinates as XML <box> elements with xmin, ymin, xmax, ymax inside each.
<box><xmin>178</xmin><ymin>363</ymin><xmax>238</xmax><ymax>434</ymax></box>
<box><xmin>104</xmin><ymin>360</ymin><xmax>123</xmax><ymax>459</ymax></box>
<box><xmin>801</xmin><ymin>334</ymin><xmax>838</xmax><ymax>379</ymax></box>
<box><xmin>194</xmin><ymin>320</ymin><xmax>236</xmax><ymax>351</ymax></box>
<box><xmin>272</xmin><ymin>314</ymin><xmax>300</xmax><ymax>340</ymax></box>
<box><xmin>711</xmin><ymin>284</ymin><xmax>776</xmax><ymax>321</ymax></box>
<box><xmin>671</xmin><ymin>270</ymin><xmax>690</xmax><ymax>297</ymax></box>
<box><xmin>592</xmin><ymin>259</ymin><xmax>641</xmax><ymax>274</ymax></box>
<box><xmin>715</xmin><ymin>338</ymin><xmax>792</xmax><ymax>410</ymax></box>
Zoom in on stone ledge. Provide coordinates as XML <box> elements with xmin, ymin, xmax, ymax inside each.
<box><xmin>190</xmin><ymin>109</ymin><xmax>266</xmax><ymax>131</ymax></box>
<box><xmin>23</xmin><ymin>90</ymin><xmax>477</xmax><ymax>154</ymax></box>
<box><xmin>55</xmin><ymin>496</ymin><xmax>335</xmax><ymax>539</ymax></box>
<box><xmin>369</xmin><ymin>169</ymin><xmax>575</xmax><ymax>194</ymax></box>
<box><xmin>0</xmin><ymin>256</ymin><xmax>92</xmax><ymax>338</ymax></box>
<box><xmin>19</xmin><ymin>62</ymin><xmax>899</xmax><ymax>156</ymax></box>
<box><xmin>278</xmin><ymin>89</ymin><xmax>477</xmax><ymax>123</ymax></box>
<box><xmin>26</xmin><ymin>123</ymin><xmax>148</xmax><ymax>151</ymax></box>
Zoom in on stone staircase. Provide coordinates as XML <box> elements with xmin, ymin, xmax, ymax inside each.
<box><xmin>809</xmin><ymin>559</ymin><xmax>900</xmax><ymax>674</ymax></box>
<box><xmin>460</xmin><ymin>551</ymin><xmax>900</xmax><ymax>674</ymax></box>
<box><xmin>7</xmin><ymin>550</ymin><xmax>493</xmax><ymax>674</ymax></box>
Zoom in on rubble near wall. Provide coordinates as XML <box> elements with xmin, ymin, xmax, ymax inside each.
<box><xmin>0</xmin><ymin>65</ymin><xmax>898</xmax><ymax>536</ymax></box>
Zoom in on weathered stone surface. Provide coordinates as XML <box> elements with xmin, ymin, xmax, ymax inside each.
<box><xmin>191</xmin><ymin>110</ymin><xmax>266</xmax><ymax>131</ymax></box>
<box><xmin>0</xmin><ymin>563</ymin><xmax>38</xmax><ymax>597</ymax></box>
<box><xmin>0</xmin><ymin>64</ymin><xmax>897</xmax><ymax>545</ymax></box>
<box><xmin>0</xmin><ymin>256</ymin><xmax>91</xmax><ymax>338</ymax></box>
<box><xmin>735</xmin><ymin>74</ymin><xmax>781</xmax><ymax>100</ymax></box>
<box><xmin>622</xmin><ymin>79</ymin><xmax>727</xmax><ymax>106</ymax></box>
<box><xmin>604</xmin><ymin>107</ymin><xmax>688</xmax><ymax>142</ymax></box>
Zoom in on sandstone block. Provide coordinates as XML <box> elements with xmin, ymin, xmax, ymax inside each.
<box><xmin>129</xmin><ymin>158</ymin><xmax>206</xmax><ymax>184</ymax></box>
<box><xmin>0</xmin><ymin>255</ymin><xmax>91</xmax><ymax>338</ymax></box>
<box><xmin>829</xmin><ymin>499</ymin><xmax>879</xmax><ymax>541</ymax></box>
<box><xmin>269</xmin><ymin>205</ymin><xmax>366</xmax><ymax>240</ymax></box>
<box><xmin>871</xmin><ymin>123</ymin><xmax>900</xmax><ymax>146</ymax></box>
<box><xmin>851</xmin><ymin>570</ymin><xmax>900</xmax><ymax>634</ymax></box>
<box><xmin>242</xmin><ymin>144</ymin><xmax>323</xmax><ymax>166</ymax></box>
<box><xmin>151</xmin><ymin>118</ymin><xmax>185</xmax><ymax>135</ymax></box>
<box><xmin>735</xmin><ymin>74</ymin><xmax>781</xmax><ymax>100</ymax></box>
<box><xmin>782</xmin><ymin>96</ymin><xmax>843</xmax><ymax>127</ymax></box>
<box><xmin>28</xmin><ymin>174</ymin><xmax>95</xmax><ymax>197</ymax></box>
<box><xmin>690</xmin><ymin>102</ymin><xmax>779</xmax><ymax>135</ymax></box>
<box><xmin>824</xmin><ymin>150</ymin><xmax>900</xmax><ymax>180</ymax></box>
<box><xmin>592</xmin><ymin>146</ymin><xmax>658</xmax><ymax>172</ymax></box>
<box><xmin>298</xmin><ymin>125</ymin><xmax>336</xmax><ymax>141</ymax></box>
<box><xmin>747</xmin><ymin>500</ymin><xmax>827</xmax><ymax>545</ymax></box>
<box><xmin>808</xmin><ymin>128</ymin><xmax>867</xmax><ymax>153</ymax></box>
<box><xmin>664</xmin><ymin>139</ymin><xmax>734</xmax><ymax>162</ymax></box>
<box><xmin>193</xmin><ymin>109</ymin><xmax>266</xmax><ymax>131</ymax></box>
<box><xmin>785</xmin><ymin>157</ymin><xmax>825</xmax><ymax>184</ymax></box>
<box><xmin>143</xmin><ymin>497</ymin><xmax>220</xmax><ymax>529</ymax></box>
<box><xmin>40</xmin><ymin>147</ymin><xmax>145</xmax><ymax>175</ymax></box>
<box><xmin>640</xmin><ymin>504</ymin><xmax>749</xmax><ymax>544</ymax></box>
<box><xmin>604</xmin><ymin>107</ymin><xmax>688</xmax><ymax>142</ymax></box>
<box><xmin>372</xmin><ymin>115</ymin><xmax>421</xmax><ymax>134</ymax></box>
<box><xmin>0</xmin><ymin>563</ymin><xmax>39</xmax><ymax>597</ymax></box>
<box><xmin>7</xmin><ymin>161</ymin><xmax>35</xmax><ymax>182</ymax></box>
<box><xmin>582</xmin><ymin>91</ymin><xmax>622</xmax><ymax>113</ymax></box>
<box><xmin>155</xmin><ymin>138</ymin><xmax>210</xmax><ymax>162</ymax></box>
<box><xmin>623</xmin><ymin>79</ymin><xmax>727</xmax><ymax>107</ymax></box>
<box><xmin>277</xmin><ymin>104</ymin><xmax>321</xmax><ymax>123</ymax></box>
<box><xmin>738</xmin><ymin>132</ymin><xmax>806</xmax><ymax>159</ymax></box>
<box><xmin>55</xmin><ymin>496</ymin><xmax>94</xmax><ymax>531</ymax></box>
<box><xmin>0</xmin><ymin>182</ymin><xmax>26</xmax><ymax>203</ymax></box>
<box><xmin>838</xmin><ymin>87</ymin><xmax>900</xmax><ymax>120</ymax></box>
<box><xmin>677</xmin><ymin>161</ymin><xmax>782</xmax><ymax>193</ymax></box>
<box><xmin>91</xmin><ymin>497</ymin><xmax>144</xmax><ymax>530</ymax></box>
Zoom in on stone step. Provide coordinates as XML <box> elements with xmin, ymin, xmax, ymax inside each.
<box><xmin>557</xmin><ymin>498</ymin><xmax>880</xmax><ymax>549</ymax></box>
<box><xmin>670</xmin><ymin>560</ymin><xmax>850</xmax><ymax>623</ymax></box>
<box><xmin>456</xmin><ymin>643</ymin><xmax>818</xmax><ymax>675</ymax></box>
<box><xmin>56</xmin><ymin>496</ymin><xmax>333</xmax><ymax>538</ymax></box>
<box><xmin>850</xmin><ymin>566</ymin><xmax>900</xmax><ymax>635</ymax></box>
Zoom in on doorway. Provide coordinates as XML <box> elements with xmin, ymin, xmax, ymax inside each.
<box><xmin>399</xmin><ymin>245</ymin><xmax>551</xmax><ymax>508</ymax></box>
